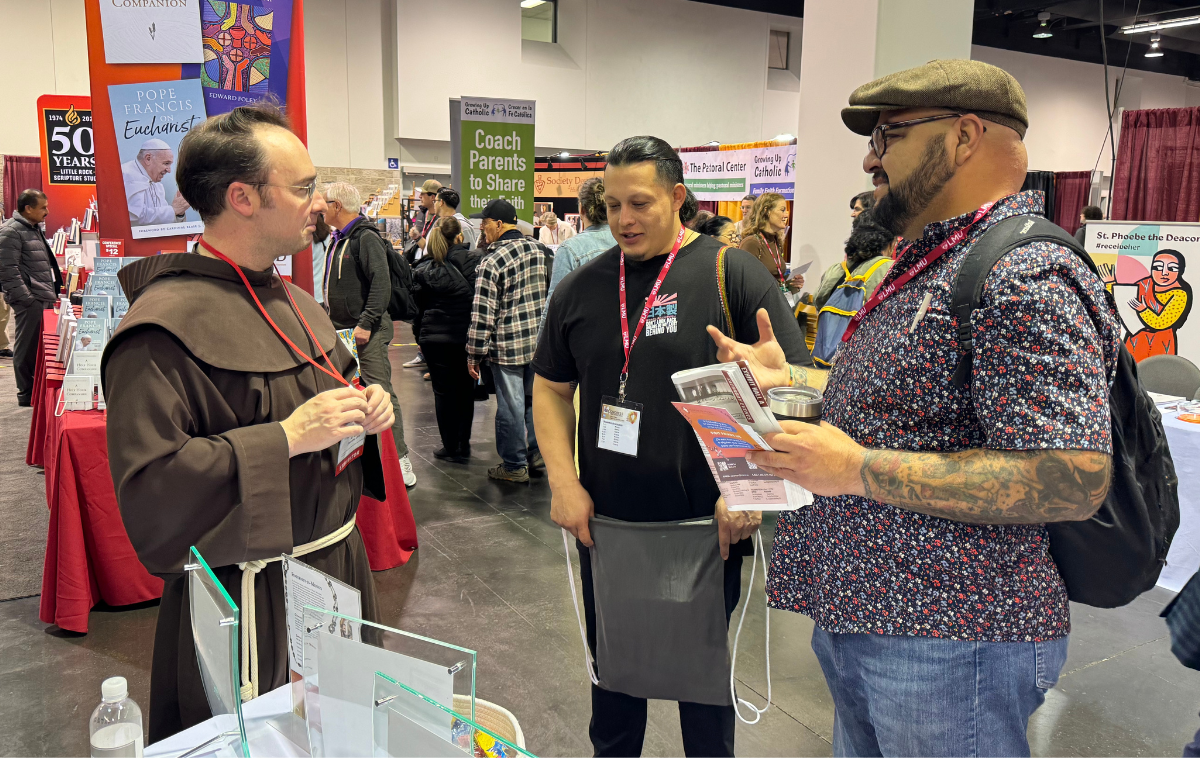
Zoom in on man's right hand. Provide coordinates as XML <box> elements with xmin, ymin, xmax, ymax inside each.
<box><xmin>408</xmin><ymin>226</ymin><xmax>420</xmax><ymax>241</ymax></box>
<box><xmin>279</xmin><ymin>387</ymin><xmax>369</xmax><ymax>457</ymax></box>
<box><xmin>552</xmin><ymin>481</ymin><xmax>595</xmax><ymax>547</ymax></box>
<box><xmin>171</xmin><ymin>193</ymin><xmax>190</xmax><ymax>216</ymax></box>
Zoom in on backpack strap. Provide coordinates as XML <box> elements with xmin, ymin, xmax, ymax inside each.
<box><xmin>950</xmin><ymin>214</ymin><xmax>1109</xmax><ymax>389</ymax></box>
<box><xmin>715</xmin><ymin>244</ymin><xmax>735</xmax><ymax>340</ymax></box>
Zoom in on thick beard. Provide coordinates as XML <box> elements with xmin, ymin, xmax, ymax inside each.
<box><xmin>872</xmin><ymin>136</ymin><xmax>955</xmax><ymax>238</ymax></box>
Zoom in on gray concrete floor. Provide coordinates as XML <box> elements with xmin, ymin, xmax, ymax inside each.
<box><xmin>1</xmin><ymin>324</ymin><xmax>1200</xmax><ymax>756</ymax></box>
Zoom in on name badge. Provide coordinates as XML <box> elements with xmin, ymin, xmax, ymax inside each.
<box><xmin>597</xmin><ymin>396</ymin><xmax>643</xmax><ymax>457</ymax></box>
<box><xmin>336</xmin><ymin>430</ymin><xmax>366</xmax><ymax>475</ymax></box>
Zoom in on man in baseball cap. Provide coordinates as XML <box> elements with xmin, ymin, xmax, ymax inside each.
<box><xmin>707</xmin><ymin>59</ymin><xmax>1122</xmax><ymax>756</ymax></box>
<box><xmin>466</xmin><ymin>196</ymin><xmax>548</xmax><ymax>482</ymax></box>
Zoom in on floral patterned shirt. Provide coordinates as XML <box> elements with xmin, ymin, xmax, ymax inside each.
<box><xmin>767</xmin><ymin>191</ymin><xmax>1121</xmax><ymax>642</ymax></box>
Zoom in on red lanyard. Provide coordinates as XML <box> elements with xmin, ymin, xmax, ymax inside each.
<box><xmin>199</xmin><ymin>239</ymin><xmax>352</xmax><ymax>388</ymax></box>
<box><xmin>617</xmin><ymin>225</ymin><xmax>687</xmax><ymax>401</ymax></box>
<box><xmin>841</xmin><ymin>201</ymin><xmax>996</xmax><ymax>344</ymax></box>
<box><xmin>759</xmin><ymin>233</ymin><xmax>786</xmax><ymax>284</ymax></box>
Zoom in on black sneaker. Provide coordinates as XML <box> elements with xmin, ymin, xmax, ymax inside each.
<box><xmin>488</xmin><ymin>464</ymin><xmax>529</xmax><ymax>483</ymax></box>
<box><xmin>0</xmin><ymin>349</ymin><xmax>12</xmax><ymax>358</ymax></box>
<box><xmin>434</xmin><ymin>446</ymin><xmax>470</xmax><ymax>464</ymax></box>
<box><xmin>17</xmin><ymin>396</ymin><xmax>32</xmax><ymax>407</ymax></box>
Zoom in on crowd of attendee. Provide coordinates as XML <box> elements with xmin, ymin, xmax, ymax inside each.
<box><xmin>10</xmin><ymin>49</ymin><xmax>1199</xmax><ymax>758</ymax></box>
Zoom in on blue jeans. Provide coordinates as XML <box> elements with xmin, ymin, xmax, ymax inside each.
<box><xmin>493</xmin><ymin>364</ymin><xmax>538</xmax><ymax>470</ymax></box>
<box><xmin>811</xmin><ymin>627</ymin><xmax>1069</xmax><ymax>757</ymax></box>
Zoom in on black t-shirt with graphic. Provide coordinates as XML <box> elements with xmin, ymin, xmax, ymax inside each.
<box><xmin>532</xmin><ymin>232</ymin><xmax>811</xmax><ymax>523</ymax></box>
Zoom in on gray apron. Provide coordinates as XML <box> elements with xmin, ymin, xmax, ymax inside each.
<box><xmin>587</xmin><ymin>516</ymin><xmax>732</xmax><ymax>706</ymax></box>
<box><xmin>562</xmin><ymin>523</ymin><xmax>774</xmax><ymax>720</ymax></box>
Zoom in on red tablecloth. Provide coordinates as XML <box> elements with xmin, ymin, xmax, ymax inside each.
<box><xmin>33</xmin><ymin>310</ymin><xmax>418</xmax><ymax>633</ymax></box>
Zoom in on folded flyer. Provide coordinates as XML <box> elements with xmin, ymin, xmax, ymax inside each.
<box><xmin>672</xmin><ymin>361</ymin><xmax>812</xmax><ymax>511</ymax></box>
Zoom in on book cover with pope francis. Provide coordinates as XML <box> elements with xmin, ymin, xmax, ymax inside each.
<box><xmin>109</xmin><ymin>79</ymin><xmax>207</xmax><ymax>240</ymax></box>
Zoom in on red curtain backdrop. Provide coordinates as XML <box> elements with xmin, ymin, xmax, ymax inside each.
<box><xmin>3</xmin><ymin>156</ymin><xmax>42</xmax><ymax>218</ymax></box>
<box><xmin>1111</xmin><ymin>107</ymin><xmax>1200</xmax><ymax>222</ymax></box>
<box><xmin>1054</xmin><ymin>171</ymin><xmax>1093</xmax><ymax>233</ymax></box>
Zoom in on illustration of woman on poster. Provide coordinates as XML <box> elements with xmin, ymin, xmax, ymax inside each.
<box><xmin>1101</xmin><ymin>249</ymin><xmax>1193</xmax><ymax>360</ymax></box>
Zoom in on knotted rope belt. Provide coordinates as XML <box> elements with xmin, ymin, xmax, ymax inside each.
<box><xmin>237</xmin><ymin>516</ymin><xmax>357</xmax><ymax>702</ymax></box>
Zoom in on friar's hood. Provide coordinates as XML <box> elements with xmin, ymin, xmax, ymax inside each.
<box><xmin>102</xmin><ymin>252</ymin><xmax>342</xmax><ymax>381</ymax></box>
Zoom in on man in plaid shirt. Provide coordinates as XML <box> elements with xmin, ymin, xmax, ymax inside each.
<box><xmin>467</xmin><ymin>199</ymin><xmax>549</xmax><ymax>482</ymax></box>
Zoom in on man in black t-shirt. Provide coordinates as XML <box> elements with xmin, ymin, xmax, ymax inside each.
<box><xmin>532</xmin><ymin>136</ymin><xmax>818</xmax><ymax>757</ymax></box>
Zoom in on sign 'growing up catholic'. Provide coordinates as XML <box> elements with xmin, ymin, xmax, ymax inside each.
<box><xmin>459</xmin><ymin>97</ymin><xmax>535</xmax><ymax>223</ymax></box>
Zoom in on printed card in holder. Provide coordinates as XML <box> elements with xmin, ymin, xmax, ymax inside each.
<box><xmin>336</xmin><ymin>430</ymin><xmax>366</xmax><ymax>475</ymax></box>
<box><xmin>280</xmin><ymin>554</ymin><xmax>362</xmax><ymax>716</ymax></box>
<box><xmin>597</xmin><ymin>396</ymin><xmax>643</xmax><ymax>457</ymax></box>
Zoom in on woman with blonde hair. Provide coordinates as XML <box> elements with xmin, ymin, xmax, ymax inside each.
<box><xmin>739</xmin><ymin>192</ymin><xmax>802</xmax><ymax>291</ymax></box>
<box><xmin>411</xmin><ymin>216</ymin><xmax>480</xmax><ymax>462</ymax></box>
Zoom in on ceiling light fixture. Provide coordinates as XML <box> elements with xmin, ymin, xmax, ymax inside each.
<box><xmin>558</xmin><ymin>151</ymin><xmax>570</xmax><ymax>158</ymax></box>
<box><xmin>1121</xmin><ymin>14</ymin><xmax>1200</xmax><ymax>33</ymax></box>
<box><xmin>1033</xmin><ymin>11</ymin><xmax>1053</xmax><ymax>38</ymax></box>
<box><xmin>773</xmin><ymin>133</ymin><xmax>795</xmax><ymax>142</ymax></box>
<box><xmin>1146</xmin><ymin>35</ymin><xmax>1165</xmax><ymax>57</ymax></box>
<box><xmin>520</xmin><ymin>0</ymin><xmax>546</xmax><ymax>8</ymax></box>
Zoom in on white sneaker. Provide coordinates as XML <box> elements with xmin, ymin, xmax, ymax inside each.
<box><xmin>402</xmin><ymin>352</ymin><xmax>426</xmax><ymax>368</ymax></box>
<box><xmin>400</xmin><ymin>454</ymin><xmax>417</xmax><ymax>487</ymax></box>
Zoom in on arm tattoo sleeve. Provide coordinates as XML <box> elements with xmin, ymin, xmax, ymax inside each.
<box><xmin>859</xmin><ymin>447</ymin><xmax>1111</xmax><ymax>524</ymax></box>
<box><xmin>789</xmin><ymin>365</ymin><xmax>830</xmax><ymax>392</ymax></box>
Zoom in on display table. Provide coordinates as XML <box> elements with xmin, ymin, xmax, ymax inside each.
<box><xmin>145</xmin><ymin>685</ymin><xmax>306</xmax><ymax>758</ymax></box>
<box><xmin>1161</xmin><ymin>410</ymin><xmax>1200</xmax><ymax>592</ymax></box>
<box><xmin>33</xmin><ymin>310</ymin><xmax>418</xmax><ymax>633</ymax></box>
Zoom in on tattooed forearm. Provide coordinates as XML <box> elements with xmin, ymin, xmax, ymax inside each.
<box><xmin>788</xmin><ymin>364</ymin><xmax>829</xmax><ymax>392</ymax></box>
<box><xmin>859</xmin><ymin>448</ymin><xmax>1111</xmax><ymax>524</ymax></box>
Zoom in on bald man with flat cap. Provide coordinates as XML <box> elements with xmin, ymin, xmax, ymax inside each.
<box><xmin>707</xmin><ymin>59</ymin><xmax>1122</xmax><ymax>756</ymax></box>
<box><xmin>122</xmin><ymin>137</ymin><xmax>191</xmax><ymax>226</ymax></box>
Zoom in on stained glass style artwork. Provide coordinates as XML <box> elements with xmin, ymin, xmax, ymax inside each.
<box><xmin>200</xmin><ymin>2</ymin><xmax>273</xmax><ymax>96</ymax></box>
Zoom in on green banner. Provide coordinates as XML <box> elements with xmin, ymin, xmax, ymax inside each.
<box><xmin>459</xmin><ymin>97</ymin><xmax>535</xmax><ymax>223</ymax></box>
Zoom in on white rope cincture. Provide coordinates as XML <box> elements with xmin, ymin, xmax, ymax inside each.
<box><xmin>730</xmin><ymin>529</ymin><xmax>772</xmax><ymax>725</ymax></box>
<box><xmin>562</xmin><ymin>527</ymin><xmax>600</xmax><ymax>685</ymax></box>
<box><xmin>237</xmin><ymin>516</ymin><xmax>357</xmax><ymax>702</ymax></box>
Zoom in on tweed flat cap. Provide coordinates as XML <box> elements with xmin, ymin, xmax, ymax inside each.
<box><xmin>841</xmin><ymin>59</ymin><xmax>1029</xmax><ymax>139</ymax></box>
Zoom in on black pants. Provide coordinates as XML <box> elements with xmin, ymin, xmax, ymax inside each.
<box><xmin>12</xmin><ymin>300</ymin><xmax>46</xmax><ymax>403</ymax></box>
<box><xmin>420</xmin><ymin>340</ymin><xmax>475</xmax><ymax>452</ymax></box>
<box><xmin>577</xmin><ymin>541</ymin><xmax>743</xmax><ymax>757</ymax></box>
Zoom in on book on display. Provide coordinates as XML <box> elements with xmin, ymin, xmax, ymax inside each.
<box><xmin>88</xmin><ymin>275</ymin><xmax>122</xmax><ymax>297</ymax></box>
<box><xmin>61</xmin><ymin>375</ymin><xmax>95</xmax><ymax>412</ymax></box>
<box><xmin>69</xmin><ymin>350</ymin><xmax>102</xmax><ymax>380</ymax></box>
<box><xmin>93</xmin><ymin>257</ymin><xmax>124</xmax><ymax>275</ymax></box>
<box><xmin>112</xmin><ymin>296</ymin><xmax>130</xmax><ymax>319</ymax></box>
<box><xmin>81</xmin><ymin>295</ymin><xmax>112</xmax><ymax>319</ymax></box>
<box><xmin>74</xmin><ymin>319</ymin><xmax>108</xmax><ymax>354</ymax></box>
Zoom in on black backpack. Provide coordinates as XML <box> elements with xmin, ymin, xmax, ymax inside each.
<box><xmin>951</xmin><ymin>214</ymin><xmax>1180</xmax><ymax>608</ymax></box>
<box><xmin>349</xmin><ymin>223</ymin><xmax>419</xmax><ymax>323</ymax></box>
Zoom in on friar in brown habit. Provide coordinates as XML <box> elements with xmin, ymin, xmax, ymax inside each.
<box><xmin>101</xmin><ymin>104</ymin><xmax>395</xmax><ymax>742</ymax></box>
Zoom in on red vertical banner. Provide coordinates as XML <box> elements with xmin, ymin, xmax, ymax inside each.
<box><xmin>84</xmin><ymin>0</ymin><xmax>311</xmax><ymax>292</ymax></box>
<box><xmin>37</xmin><ymin>95</ymin><xmax>96</xmax><ymax>234</ymax></box>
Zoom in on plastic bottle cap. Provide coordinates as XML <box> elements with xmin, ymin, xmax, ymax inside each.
<box><xmin>101</xmin><ymin>676</ymin><xmax>128</xmax><ymax>702</ymax></box>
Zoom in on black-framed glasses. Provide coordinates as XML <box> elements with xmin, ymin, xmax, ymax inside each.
<box><xmin>253</xmin><ymin>179</ymin><xmax>318</xmax><ymax>200</ymax></box>
<box><xmin>869</xmin><ymin>113</ymin><xmax>973</xmax><ymax>159</ymax></box>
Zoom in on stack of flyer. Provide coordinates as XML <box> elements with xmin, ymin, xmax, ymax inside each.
<box><xmin>671</xmin><ymin>361</ymin><xmax>812</xmax><ymax>511</ymax></box>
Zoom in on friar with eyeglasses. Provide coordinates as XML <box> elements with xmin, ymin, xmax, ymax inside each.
<box><xmin>101</xmin><ymin>103</ymin><xmax>395</xmax><ymax>741</ymax></box>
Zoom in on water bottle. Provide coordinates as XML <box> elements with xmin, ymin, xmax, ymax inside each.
<box><xmin>89</xmin><ymin>677</ymin><xmax>144</xmax><ymax>758</ymax></box>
